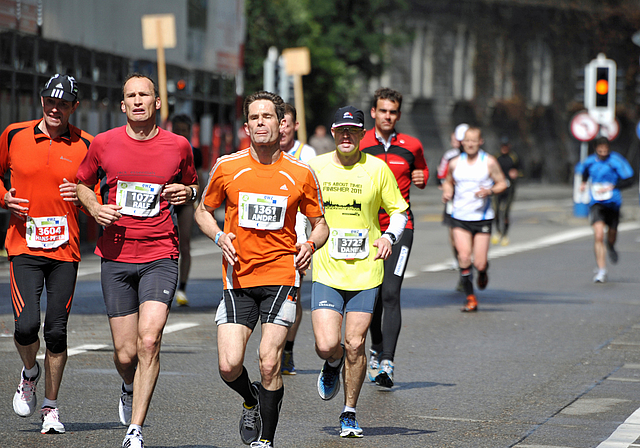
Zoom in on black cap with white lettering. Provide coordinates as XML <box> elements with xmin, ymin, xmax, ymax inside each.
<box><xmin>41</xmin><ymin>74</ymin><xmax>78</xmax><ymax>102</ymax></box>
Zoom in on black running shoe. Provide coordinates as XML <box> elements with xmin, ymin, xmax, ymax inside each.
<box><xmin>239</xmin><ymin>382</ymin><xmax>261</xmax><ymax>445</ymax></box>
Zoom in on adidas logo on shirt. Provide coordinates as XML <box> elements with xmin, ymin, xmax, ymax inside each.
<box><xmin>280</xmin><ymin>184</ymin><xmax>288</xmax><ymax>191</ymax></box>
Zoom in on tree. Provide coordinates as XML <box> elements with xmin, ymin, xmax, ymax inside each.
<box><xmin>243</xmin><ymin>0</ymin><xmax>409</xmax><ymax>131</ymax></box>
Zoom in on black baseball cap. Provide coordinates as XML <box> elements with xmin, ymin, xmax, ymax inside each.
<box><xmin>41</xmin><ymin>74</ymin><xmax>78</xmax><ymax>102</ymax></box>
<box><xmin>332</xmin><ymin>106</ymin><xmax>364</xmax><ymax>129</ymax></box>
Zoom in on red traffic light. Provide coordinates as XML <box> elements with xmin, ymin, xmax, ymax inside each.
<box><xmin>177</xmin><ymin>79</ymin><xmax>186</xmax><ymax>90</ymax></box>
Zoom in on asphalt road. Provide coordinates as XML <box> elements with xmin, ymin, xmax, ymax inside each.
<box><xmin>1</xmin><ymin>183</ymin><xmax>640</xmax><ymax>448</ymax></box>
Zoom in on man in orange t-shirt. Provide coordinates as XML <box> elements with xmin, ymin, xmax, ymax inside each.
<box><xmin>195</xmin><ymin>91</ymin><xmax>328</xmax><ymax>448</ymax></box>
<box><xmin>0</xmin><ymin>74</ymin><xmax>92</xmax><ymax>434</ymax></box>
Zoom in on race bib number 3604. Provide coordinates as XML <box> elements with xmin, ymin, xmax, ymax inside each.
<box><xmin>26</xmin><ymin>216</ymin><xmax>69</xmax><ymax>249</ymax></box>
<box><xmin>238</xmin><ymin>192</ymin><xmax>287</xmax><ymax>230</ymax></box>
<box><xmin>116</xmin><ymin>181</ymin><xmax>162</xmax><ymax>217</ymax></box>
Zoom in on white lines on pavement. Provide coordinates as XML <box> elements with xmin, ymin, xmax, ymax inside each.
<box><xmin>607</xmin><ymin>378</ymin><xmax>640</xmax><ymax>383</ymax></box>
<box><xmin>596</xmin><ymin>405</ymin><xmax>640</xmax><ymax>448</ymax></box>
<box><xmin>37</xmin><ymin>343</ymin><xmax>109</xmax><ymax>360</ymax></box>
<box><xmin>516</xmin><ymin>445</ymin><xmax>579</xmax><ymax>448</ymax></box>
<box><xmin>163</xmin><ymin>322</ymin><xmax>199</xmax><ymax>334</ymax></box>
<box><xmin>35</xmin><ymin>322</ymin><xmax>200</xmax><ymax>360</ymax></box>
<box><xmin>421</xmin><ymin>223</ymin><xmax>640</xmax><ymax>273</ymax></box>
<box><xmin>409</xmin><ymin>414</ymin><xmax>488</xmax><ymax>423</ymax></box>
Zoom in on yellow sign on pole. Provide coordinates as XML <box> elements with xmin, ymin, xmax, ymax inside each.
<box><xmin>282</xmin><ymin>47</ymin><xmax>311</xmax><ymax>143</ymax></box>
<box><xmin>141</xmin><ymin>14</ymin><xmax>176</xmax><ymax>123</ymax></box>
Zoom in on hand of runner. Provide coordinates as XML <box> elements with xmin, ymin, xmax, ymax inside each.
<box><xmin>294</xmin><ymin>241</ymin><xmax>313</xmax><ymax>272</ymax></box>
<box><xmin>162</xmin><ymin>183</ymin><xmax>190</xmax><ymax>205</ymax></box>
<box><xmin>59</xmin><ymin>178</ymin><xmax>81</xmax><ymax>206</ymax></box>
<box><xmin>4</xmin><ymin>188</ymin><xmax>29</xmax><ymax>220</ymax></box>
<box><xmin>476</xmin><ymin>187</ymin><xmax>493</xmax><ymax>199</ymax></box>
<box><xmin>95</xmin><ymin>204</ymin><xmax>122</xmax><ymax>227</ymax></box>
<box><xmin>219</xmin><ymin>232</ymin><xmax>238</xmax><ymax>265</ymax></box>
<box><xmin>373</xmin><ymin>237</ymin><xmax>392</xmax><ymax>260</ymax></box>
<box><xmin>411</xmin><ymin>169</ymin><xmax>426</xmax><ymax>188</ymax></box>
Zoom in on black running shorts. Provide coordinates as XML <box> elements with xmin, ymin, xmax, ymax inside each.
<box><xmin>215</xmin><ymin>285</ymin><xmax>298</xmax><ymax>330</ymax></box>
<box><xmin>451</xmin><ymin>218</ymin><xmax>493</xmax><ymax>236</ymax></box>
<box><xmin>101</xmin><ymin>258</ymin><xmax>178</xmax><ymax>318</ymax></box>
<box><xmin>589</xmin><ymin>203</ymin><xmax>620</xmax><ymax>229</ymax></box>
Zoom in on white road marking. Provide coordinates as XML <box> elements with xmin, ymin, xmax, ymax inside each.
<box><xmin>596</xmin><ymin>405</ymin><xmax>640</xmax><ymax>447</ymax></box>
<box><xmin>36</xmin><ymin>322</ymin><xmax>199</xmax><ymax>360</ymax></box>
<box><xmin>421</xmin><ymin>223</ymin><xmax>640</xmax><ymax>273</ymax></box>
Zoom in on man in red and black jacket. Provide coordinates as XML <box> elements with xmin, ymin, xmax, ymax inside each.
<box><xmin>360</xmin><ymin>87</ymin><xmax>428</xmax><ymax>388</ymax></box>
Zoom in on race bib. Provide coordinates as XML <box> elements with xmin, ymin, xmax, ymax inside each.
<box><xmin>238</xmin><ymin>192</ymin><xmax>287</xmax><ymax>230</ymax></box>
<box><xmin>116</xmin><ymin>181</ymin><xmax>162</xmax><ymax>217</ymax></box>
<box><xmin>591</xmin><ymin>182</ymin><xmax>613</xmax><ymax>201</ymax></box>
<box><xmin>329</xmin><ymin>228</ymin><xmax>369</xmax><ymax>260</ymax></box>
<box><xmin>26</xmin><ymin>216</ymin><xmax>69</xmax><ymax>249</ymax></box>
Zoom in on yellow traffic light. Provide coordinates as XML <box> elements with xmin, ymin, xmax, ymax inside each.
<box><xmin>595</xmin><ymin>79</ymin><xmax>609</xmax><ymax>95</ymax></box>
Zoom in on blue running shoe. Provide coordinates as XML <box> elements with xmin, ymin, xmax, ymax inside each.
<box><xmin>281</xmin><ymin>350</ymin><xmax>296</xmax><ymax>375</ymax></box>
<box><xmin>317</xmin><ymin>347</ymin><xmax>344</xmax><ymax>401</ymax></box>
<box><xmin>339</xmin><ymin>411</ymin><xmax>363</xmax><ymax>438</ymax></box>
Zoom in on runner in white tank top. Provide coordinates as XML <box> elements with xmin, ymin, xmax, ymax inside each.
<box><xmin>441</xmin><ymin>127</ymin><xmax>507</xmax><ymax>312</ymax></box>
<box><xmin>451</xmin><ymin>150</ymin><xmax>495</xmax><ymax>221</ymax></box>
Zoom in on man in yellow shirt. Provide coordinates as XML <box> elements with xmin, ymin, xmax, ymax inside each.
<box><xmin>308</xmin><ymin>106</ymin><xmax>408</xmax><ymax>438</ymax></box>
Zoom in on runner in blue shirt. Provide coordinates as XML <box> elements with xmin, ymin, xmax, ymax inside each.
<box><xmin>580</xmin><ymin>137</ymin><xmax>634</xmax><ymax>283</ymax></box>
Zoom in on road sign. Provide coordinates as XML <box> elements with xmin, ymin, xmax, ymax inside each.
<box><xmin>600</xmin><ymin>118</ymin><xmax>620</xmax><ymax>141</ymax></box>
<box><xmin>141</xmin><ymin>14</ymin><xmax>176</xmax><ymax>123</ymax></box>
<box><xmin>570</xmin><ymin>112</ymin><xmax>599</xmax><ymax>142</ymax></box>
<box><xmin>282</xmin><ymin>47</ymin><xmax>311</xmax><ymax>144</ymax></box>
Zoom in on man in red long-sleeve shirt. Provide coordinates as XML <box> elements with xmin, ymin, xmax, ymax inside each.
<box><xmin>360</xmin><ymin>87</ymin><xmax>429</xmax><ymax>388</ymax></box>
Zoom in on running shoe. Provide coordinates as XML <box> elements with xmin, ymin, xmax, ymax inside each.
<box><xmin>375</xmin><ymin>359</ymin><xmax>394</xmax><ymax>388</ymax></box>
<box><xmin>119</xmin><ymin>382</ymin><xmax>133</xmax><ymax>426</ymax></box>
<box><xmin>281</xmin><ymin>350</ymin><xmax>296</xmax><ymax>375</ymax></box>
<box><xmin>593</xmin><ymin>271</ymin><xmax>607</xmax><ymax>283</ymax></box>
<box><xmin>175</xmin><ymin>289</ymin><xmax>189</xmax><ymax>306</ymax></box>
<box><xmin>13</xmin><ymin>362</ymin><xmax>41</xmax><ymax>417</ymax></box>
<box><xmin>501</xmin><ymin>236</ymin><xmax>510</xmax><ymax>246</ymax></box>
<box><xmin>240</xmin><ymin>382</ymin><xmax>261</xmax><ymax>445</ymax></box>
<box><xmin>40</xmin><ymin>407</ymin><xmax>65</xmax><ymax>434</ymax></box>
<box><xmin>250</xmin><ymin>440</ymin><xmax>273</xmax><ymax>448</ymax></box>
<box><xmin>339</xmin><ymin>411</ymin><xmax>363</xmax><ymax>438</ymax></box>
<box><xmin>477</xmin><ymin>270</ymin><xmax>488</xmax><ymax>290</ymax></box>
<box><xmin>122</xmin><ymin>427</ymin><xmax>144</xmax><ymax>448</ymax></box>
<box><xmin>367</xmin><ymin>349</ymin><xmax>380</xmax><ymax>382</ymax></box>
<box><xmin>461</xmin><ymin>294</ymin><xmax>478</xmax><ymax>312</ymax></box>
<box><xmin>491</xmin><ymin>233</ymin><xmax>501</xmax><ymax>245</ymax></box>
<box><xmin>607</xmin><ymin>243</ymin><xmax>618</xmax><ymax>264</ymax></box>
<box><xmin>317</xmin><ymin>347</ymin><xmax>344</xmax><ymax>401</ymax></box>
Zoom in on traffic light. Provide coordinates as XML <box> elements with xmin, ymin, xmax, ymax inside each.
<box><xmin>594</xmin><ymin>67</ymin><xmax>609</xmax><ymax>107</ymax></box>
<box><xmin>584</xmin><ymin>53</ymin><xmax>616</xmax><ymax>124</ymax></box>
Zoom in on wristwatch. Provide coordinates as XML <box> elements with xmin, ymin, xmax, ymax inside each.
<box><xmin>188</xmin><ymin>186</ymin><xmax>197</xmax><ymax>202</ymax></box>
<box><xmin>383</xmin><ymin>232</ymin><xmax>396</xmax><ymax>244</ymax></box>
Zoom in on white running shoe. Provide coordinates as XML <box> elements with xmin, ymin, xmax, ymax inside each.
<box><xmin>13</xmin><ymin>362</ymin><xmax>41</xmax><ymax>417</ymax></box>
<box><xmin>40</xmin><ymin>407</ymin><xmax>65</xmax><ymax>434</ymax></box>
<box><xmin>367</xmin><ymin>349</ymin><xmax>380</xmax><ymax>382</ymax></box>
<box><xmin>119</xmin><ymin>383</ymin><xmax>133</xmax><ymax>426</ymax></box>
<box><xmin>593</xmin><ymin>270</ymin><xmax>607</xmax><ymax>283</ymax></box>
<box><xmin>122</xmin><ymin>427</ymin><xmax>144</xmax><ymax>448</ymax></box>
